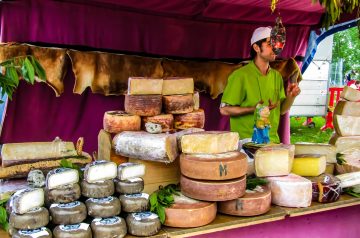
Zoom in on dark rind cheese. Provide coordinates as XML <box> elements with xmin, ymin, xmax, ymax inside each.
<box><xmin>141</xmin><ymin>114</ymin><xmax>174</xmax><ymax>132</ymax></box>
<box><xmin>119</xmin><ymin>193</ymin><xmax>149</xmax><ymax>213</ymax></box>
<box><xmin>114</xmin><ymin>178</ymin><xmax>144</xmax><ymax>194</ymax></box>
<box><xmin>13</xmin><ymin>227</ymin><xmax>52</xmax><ymax>238</ymax></box>
<box><xmin>49</xmin><ymin>201</ymin><xmax>87</xmax><ymax>225</ymax></box>
<box><xmin>162</xmin><ymin>94</ymin><xmax>194</xmax><ymax>114</ymax></box>
<box><xmin>125</xmin><ymin>94</ymin><xmax>162</xmax><ymax>116</ymax></box>
<box><xmin>91</xmin><ymin>216</ymin><xmax>127</xmax><ymax>238</ymax></box>
<box><xmin>174</xmin><ymin>109</ymin><xmax>205</xmax><ymax>129</ymax></box>
<box><xmin>81</xmin><ymin>179</ymin><xmax>114</xmax><ymax>198</ymax></box>
<box><xmin>45</xmin><ymin>183</ymin><xmax>81</xmax><ymax>204</ymax></box>
<box><xmin>103</xmin><ymin>110</ymin><xmax>141</xmax><ymax>134</ymax></box>
<box><xmin>126</xmin><ymin>212</ymin><xmax>161</xmax><ymax>237</ymax></box>
<box><xmin>53</xmin><ymin>223</ymin><xmax>92</xmax><ymax>238</ymax></box>
<box><xmin>10</xmin><ymin>207</ymin><xmax>49</xmax><ymax>230</ymax></box>
<box><xmin>86</xmin><ymin>196</ymin><xmax>121</xmax><ymax>218</ymax></box>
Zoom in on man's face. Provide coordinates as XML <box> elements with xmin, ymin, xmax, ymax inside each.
<box><xmin>257</xmin><ymin>37</ymin><xmax>276</xmax><ymax>62</ymax></box>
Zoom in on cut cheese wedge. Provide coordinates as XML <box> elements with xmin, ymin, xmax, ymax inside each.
<box><xmin>336</xmin><ymin>171</ymin><xmax>360</xmax><ymax>188</ymax></box>
<box><xmin>340</xmin><ymin>86</ymin><xmax>360</xmax><ymax>101</ymax></box>
<box><xmin>291</xmin><ymin>154</ymin><xmax>326</xmax><ymax>177</ymax></box>
<box><xmin>255</xmin><ymin>144</ymin><xmax>294</xmax><ymax>177</ymax></box>
<box><xmin>174</xmin><ymin>128</ymin><xmax>205</xmax><ymax>151</ymax></box>
<box><xmin>10</xmin><ymin>188</ymin><xmax>45</xmax><ymax>214</ymax></box>
<box><xmin>128</xmin><ymin>77</ymin><xmax>163</xmax><ymax>95</ymax></box>
<box><xmin>334</xmin><ymin>115</ymin><xmax>360</xmax><ymax>136</ymax></box>
<box><xmin>218</xmin><ymin>186</ymin><xmax>271</xmax><ymax>216</ymax></box>
<box><xmin>295</xmin><ymin>142</ymin><xmax>336</xmax><ymax>163</ymax></box>
<box><xmin>181</xmin><ymin>131</ymin><xmax>239</xmax><ymax>154</ymax></box>
<box><xmin>329</xmin><ymin>134</ymin><xmax>360</xmax><ymax>153</ymax></box>
<box><xmin>267</xmin><ymin>174</ymin><xmax>312</xmax><ymax>208</ymax></box>
<box><xmin>162</xmin><ymin>77</ymin><xmax>194</xmax><ymax>95</ymax></box>
<box><xmin>334</xmin><ymin>101</ymin><xmax>360</xmax><ymax>117</ymax></box>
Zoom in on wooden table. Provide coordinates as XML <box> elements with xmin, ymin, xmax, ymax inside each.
<box><xmin>2</xmin><ymin>194</ymin><xmax>360</xmax><ymax>238</ymax></box>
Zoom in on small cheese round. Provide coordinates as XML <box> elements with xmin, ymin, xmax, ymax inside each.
<box><xmin>12</xmin><ymin>227</ymin><xmax>52</xmax><ymax>238</ymax></box>
<box><xmin>119</xmin><ymin>193</ymin><xmax>149</xmax><ymax>213</ymax></box>
<box><xmin>86</xmin><ymin>196</ymin><xmax>121</xmax><ymax>218</ymax></box>
<box><xmin>10</xmin><ymin>207</ymin><xmax>49</xmax><ymax>230</ymax></box>
<box><xmin>126</xmin><ymin>212</ymin><xmax>161</xmax><ymax>237</ymax></box>
<box><xmin>53</xmin><ymin>223</ymin><xmax>92</xmax><ymax>238</ymax></box>
<box><xmin>45</xmin><ymin>183</ymin><xmax>81</xmax><ymax>204</ymax></box>
<box><xmin>173</xmin><ymin>109</ymin><xmax>205</xmax><ymax>129</ymax></box>
<box><xmin>27</xmin><ymin>170</ymin><xmax>46</xmax><ymax>188</ymax></box>
<box><xmin>81</xmin><ymin>179</ymin><xmax>114</xmax><ymax>198</ymax></box>
<box><xmin>91</xmin><ymin>216</ymin><xmax>127</xmax><ymax>238</ymax></box>
<box><xmin>114</xmin><ymin>178</ymin><xmax>144</xmax><ymax>194</ymax></box>
<box><xmin>49</xmin><ymin>201</ymin><xmax>87</xmax><ymax>225</ymax></box>
<box><xmin>103</xmin><ymin>110</ymin><xmax>141</xmax><ymax>134</ymax></box>
<box><xmin>163</xmin><ymin>94</ymin><xmax>194</xmax><ymax>114</ymax></box>
<box><xmin>125</xmin><ymin>94</ymin><xmax>162</xmax><ymax>116</ymax></box>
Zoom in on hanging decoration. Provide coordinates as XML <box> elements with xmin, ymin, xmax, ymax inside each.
<box><xmin>270</xmin><ymin>15</ymin><xmax>286</xmax><ymax>55</ymax></box>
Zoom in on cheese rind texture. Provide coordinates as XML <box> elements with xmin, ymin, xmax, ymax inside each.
<box><xmin>126</xmin><ymin>212</ymin><xmax>161</xmax><ymax>237</ymax></box>
<box><xmin>113</xmin><ymin>131</ymin><xmax>178</xmax><ymax>163</ymax></box>
<box><xmin>142</xmin><ymin>114</ymin><xmax>174</xmax><ymax>132</ymax></box>
<box><xmin>336</xmin><ymin>171</ymin><xmax>360</xmax><ymax>188</ymax></box>
<box><xmin>329</xmin><ymin>134</ymin><xmax>360</xmax><ymax>153</ymax></box>
<box><xmin>181</xmin><ymin>131</ymin><xmax>239</xmax><ymax>154</ymax></box>
<box><xmin>267</xmin><ymin>174</ymin><xmax>312</xmax><ymax>208</ymax></box>
<box><xmin>295</xmin><ymin>142</ymin><xmax>336</xmax><ymax>163</ymax></box>
<box><xmin>291</xmin><ymin>154</ymin><xmax>326</xmax><ymax>176</ymax></box>
<box><xmin>255</xmin><ymin>145</ymin><xmax>294</xmax><ymax>177</ymax></box>
<box><xmin>162</xmin><ymin>77</ymin><xmax>194</xmax><ymax>95</ymax></box>
<box><xmin>334</xmin><ymin>115</ymin><xmax>360</xmax><ymax>136</ymax></box>
<box><xmin>103</xmin><ymin>110</ymin><xmax>141</xmax><ymax>133</ymax></box>
<box><xmin>334</xmin><ymin>101</ymin><xmax>360</xmax><ymax>117</ymax></box>
<box><xmin>336</xmin><ymin>148</ymin><xmax>360</xmax><ymax>174</ymax></box>
<box><xmin>124</xmin><ymin>94</ymin><xmax>162</xmax><ymax>116</ymax></box>
<box><xmin>163</xmin><ymin>94</ymin><xmax>194</xmax><ymax>114</ymax></box>
<box><xmin>91</xmin><ymin>216</ymin><xmax>127</xmax><ymax>238</ymax></box>
<box><xmin>10</xmin><ymin>188</ymin><xmax>45</xmax><ymax>214</ymax></box>
<box><xmin>340</xmin><ymin>86</ymin><xmax>360</xmax><ymax>101</ymax></box>
<box><xmin>10</xmin><ymin>207</ymin><xmax>49</xmax><ymax>229</ymax></box>
<box><xmin>174</xmin><ymin>109</ymin><xmax>205</xmax><ymax>129</ymax></box>
<box><xmin>128</xmin><ymin>77</ymin><xmax>163</xmax><ymax>95</ymax></box>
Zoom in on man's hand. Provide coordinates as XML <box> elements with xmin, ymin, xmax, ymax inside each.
<box><xmin>286</xmin><ymin>83</ymin><xmax>301</xmax><ymax>98</ymax></box>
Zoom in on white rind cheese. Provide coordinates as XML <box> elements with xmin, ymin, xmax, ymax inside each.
<box><xmin>113</xmin><ymin>131</ymin><xmax>178</xmax><ymax>163</ymax></box>
<box><xmin>336</xmin><ymin>171</ymin><xmax>360</xmax><ymax>188</ymax></box>
<box><xmin>334</xmin><ymin>115</ymin><xmax>360</xmax><ymax>136</ymax></box>
<box><xmin>295</xmin><ymin>142</ymin><xmax>336</xmax><ymax>163</ymax></box>
<box><xmin>46</xmin><ymin>168</ymin><xmax>79</xmax><ymax>190</ymax></box>
<box><xmin>267</xmin><ymin>174</ymin><xmax>312</xmax><ymax>208</ymax></box>
<box><xmin>84</xmin><ymin>160</ymin><xmax>117</xmax><ymax>183</ymax></box>
<box><xmin>117</xmin><ymin>162</ymin><xmax>145</xmax><ymax>180</ymax></box>
<box><xmin>10</xmin><ymin>188</ymin><xmax>45</xmax><ymax>214</ymax></box>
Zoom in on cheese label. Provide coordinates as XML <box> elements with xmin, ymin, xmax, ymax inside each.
<box><xmin>89</xmin><ymin>196</ymin><xmax>113</xmax><ymax>203</ymax></box>
<box><xmin>60</xmin><ymin>223</ymin><xmax>89</xmax><ymax>231</ymax></box>
<box><xmin>19</xmin><ymin>227</ymin><xmax>50</xmax><ymax>237</ymax></box>
<box><xmin>124</xmin><ymin>193</ymin><xmax>149</xmax><ymax>199</ymax></box>
<box><xmin>128</xmin><ymin>178</ymin><xmax>143</xmax><ymax>183</ymax></box>
<box><xmin>51</xmin><ymin>201</ymin><xmax>80</xmax><ymax>208</ymax></box>
<box><xmin>133</xmin><ymin>212</ymin><xmax>158</xmax><ymax>221</ymax></box>
<box><xmin>28</xmin><ymin>207</ymin><xmax>42</xmax><ymax>212</ymax></box>
<box><xmin>94</xmin><ymin>216</ymin><xmax>121</xmax><ymax>225</ymax></box>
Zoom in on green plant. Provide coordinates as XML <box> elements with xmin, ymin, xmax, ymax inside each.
<box><xmin>0</xmin><ymin>55</ymin><xmax>46</xmax><ymax>103</ymax></box>
<box><xmin>60</xmin><ymin>159</ymin><xmax>84</xmax><ymax>179</ymax></box>
<box><xmin>0</xmin><ymin>196</ymin><xmax>10</xmax><ymax>232</ymax></box>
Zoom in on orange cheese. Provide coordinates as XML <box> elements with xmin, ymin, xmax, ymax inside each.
<box><xmin>174</xmin><ymin>109</ymin><xmax>205</xmax><ymax>129</ymax></box>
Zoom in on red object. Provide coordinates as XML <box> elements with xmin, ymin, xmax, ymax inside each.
<box><xmin>303</xmin><ymin>117</ymin><xmax>313</xmax><ymax>126</ymax></box>
<box><xmin>321</xmin><ymin>87</ymin><xmax>343</xmax><ymax>131</ymax></box>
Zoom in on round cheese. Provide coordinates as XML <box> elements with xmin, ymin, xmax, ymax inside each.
<box><xmin>13</xmin><ymin>227</ymin><xmax>52</xmax><ymax>238</ymax></box>
<box><xmin>119</xmin><ymin>193</ymin><xmax>149</xmax><ymax>213</ymax></box>
<box><xmin>81</xmin><ymin>179</ymin><xmax>114</xmax><ymax>198</ymax></box>
<box><xmin>53</xmin><ymin>223</ymin><xmax>92</xmax><ymax>238</ymax></box>
<box><xmin>49</xmin><ymin>201</ymin><xmax>87</xmax><ymax>225</ymax></box>
<box><xmin>103</xmin><ymin>111</ymin><xmax>141</xmax><ymax>133</ymax></box>
<box><xmin>180</xmin><ymin>151</ymin><xmax>247</xmax><ymax>180</ymax></box>
<box><xmin>142</xmin><ymin>114</ymin><xmax>174</xmax><ymax>132</ymax></box>
<box><xmin>218</xmin><ymin>186</ymin><xmax>271</xmax><ymax>216</ymax></box>
<box><xmin>174</xmin><ymin>109</ymin><xmax>205</xmax><ymax>129</ymax></box>
<box><xmin>163</xmin><ymin>94</ymin><xmax>194</xmax><ymax>114</ymax></box>
<box><xmin>27</xmin><ymin>169</ymin><xmax>46</xmax><ymax>188</ymax></box>
<box><xmin>45</xmin><ymin>183</ymin><xmax>81</xmax><ymax>204</ymax></box>
<box><xmin>86</xmin><ymin>196</ymin><xmax>121</xmax><ymax>218</ymax></box>
<box><xmin>126</xmin><ymin>212</ymin><xmax>161</xmax><ymax>237</ymax></box>
<box><xmin>180</xmin><ymin>175</ymin><xmax>246</xmax><ymax>201</ymax></box>
<box><xmin>125</xmin><ymin>94</ymin><xmax>162</xmax><ymax>116</ymax></box>
<box><xmin>10</xmin><ymin>207</ymin><xmax>49</xmax><ymax>230</ymax></box>
<box><xmin>114</xmin><ymin>178</ymin><xmax>144</xmax><ymax>194</ymax></box>
<box><xmin>164</xmin><ymin>197</ymin><xmax>216</xmax><ymax>227</ymax></box>
<box><xmin>91</xmin><ymin>216</ymin><xmax>127</xmax><ymax>238</ymax></box>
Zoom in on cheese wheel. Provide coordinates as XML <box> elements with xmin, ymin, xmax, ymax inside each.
<box><xmin>329</xmin><ymin>134</ymin><xmax>360</xmax><ymax>153</ymax></box>
<box><xmin>128</xmin><ymin>77</ymin><xmax>163</xmax><ymax>95</ymax></box>
<box><xmin>124</xmin><ymin>94</ymin><xmax>162</xmax><ymax>116</ymax></box>
<box><xmin>218</xmin><ymin>186</ymin><xmax>271</xmax><ymax>216</ymax></box>
<box><xmin>334</xmin><ymin>101</ymin><xmax>360</xmax><ymax>117</ymax></box>
<box><xmin>180</xmin><ymin>151</ymin><xmax>247</xmax><ymax>180</ymax></box>
<box><xmin>162</xmin><ymin>77</ymin><xmax>194</xmax><ymax>95</ymax></box>
<box><xmin>163</xmin><ymin>94</ymin><xmax>194</xmax><ymax>114</ymax></box>
<box><xmin>307</xmin><ymin>174</ymin><xmax>341</xmax><ymax>203</ymax></box>
<box><xmin>126</xmin><ymin>212</ymin><xmax>161</xmax><ymax>237</ymax></box>
<box><xmin>334</xmin><ymin>115</ymin><xmax>360</xmax><ymax>136</ymax></box>
<box><xmin>141</xmin><ymin>114</ymin><xmax>174</xmax><ymax>132</ymax></box>
<box><xmin>103</xmin><ymin>111</ymin><xmax>141</xmax><ymax>133</ymax></box>
<box><xmin>46</xmin><ymin>168</ymin><xmax>79</xmax><ymax>190</ymax></box>
<box><xmin>9</xmin><ymin>188</ymin><xmax>44</xmax><ymax>215</ymax></box>
<box><xmin>46</xmin><ymin>183</ymin><xmax>81</xmax><ymax>204</ymax></box>
<box><xmin>114</xmin><ymin>178</ymin><xmax>144</xmax><ymax>194</ymax></box>
<box><xmin>91</xmin><ymin>216</ymin><xmax>127</xmax><ymax>238</ymax></box>
<box><xmin>10</xmin><ymin>207</ymin><xmax>49</xmax><ymax>230</ymax></box>
<box><xmin>117</xmin><ymin>162</ymin><xmax>146</xmax><ymax>180</ymax></box>
<box><xmin>81</xmin><ymin>179</ymin><xmax>114</xmax><ymax>198</ymax></box>
<box><xmin>180</xmin><ymin>175</ymin><xmax>246</xmax><ymax>201</ymax></box>
<box><xmin>86</xmin><ymin>196</ymin><xmax>121</xmax><ymax>218</ymax></box>
<box><xmin>49</xmin><ymin>201</ymin><xmax>87</xmax><ymax>225</ymax></box>
<box><xmin>340</xmin><ymin>86</ymin><xmax>360</xmax><ymax>101</ymax></box>
<box><xmin>174</xmin><ymin>109</ymin><xmax>205</xmax><ymax>129</ymax></box>
<box><xmin>119</xmin><ymin>193</ymin><xmax>149</xmax><ymax>213</ymax></box>
<box><xmin>164</xmin><ymin>194</ymin><xmax>216</xmax><ymax>227</ymax></box>
<box><xmin>13</xmin><ymin>227</ymin><xmax>52</xmax><ymax>238</ymax></box>
<box><xmin>84</xmin><ymin>160</ymin><xmax>117</xmax><ymax>183</ymax></box>
<box><xmin>53</xmin><ymin>223</ymin><xmax>92</xmax><ymax>238</ymax></box>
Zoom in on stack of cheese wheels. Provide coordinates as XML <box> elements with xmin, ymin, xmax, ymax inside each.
<box><xmin>45</xmin><ymin>168</ymin><xmax>91</xmax><ymax>237</ymax></box>
<box><xmin>116</xmin><ymin>162</ymin><xmax>161</xmax><ymax>237</ymax></box>
<box><xmin>9</xmin><ymin>188</ymin><xmax>52</xmax><ymax>238</ymax></box>
<box><xmin>330</xmin><ymin>86</ymin><xmax>360</xmax><ymax>174</ymax></box>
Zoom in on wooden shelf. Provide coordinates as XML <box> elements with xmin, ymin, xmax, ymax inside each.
<box><xmin>2</xmin><ymin>195</ymin><xmax>360</xmax><ymax>238</ymax></box>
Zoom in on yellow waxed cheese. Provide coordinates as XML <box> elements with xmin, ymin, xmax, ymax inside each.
<box><xmin>295</xmin><ymin>143</ymin><xmax>336</xmax><ymax>163</ymax></box>
<box><xmin>128</xmin><ymin>77</ymin><xmax>163</xmax><ymax>95</ymax></box>
<box><xmin>254</xmin><ymin>144</ymin><xmax>294</xmax><ymax>177</ymax></box>
<box><xmin>180</xmin><ymin>131</ymin><xmax>239</xmax><ymax>154</ymax></box>
<box><xmin>291</xmin><ymin>154</ymin><xmax>326</xmax><ymax>176</ymax></box>
<box><xmin>162</xmin><ymin>77</ymin><xmax>194</xmax><ymax>95</ymax></box>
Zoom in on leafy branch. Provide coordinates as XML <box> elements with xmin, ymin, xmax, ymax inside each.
<box><xmin>0</xmin><ymin>196</ymin><xmax>10</xmax><ymax>232</ymax></box>
<box><xmin>60</xmin><ymin>159</ymin><xmax>84</xmax><ymax>179</ymax></box>
<box><xmin>343</xmin><ymin>187</ymin><xmax>360</xmax><ymax>198</ymax></box>
<box><xmin>0</xmin><ymin>55</ymin><xmax>46</xmax><ymax>103</ymax></box>
<box><xmin>149</xmin><ymin>184</ymin><xmax>180</xmax><ymax>224</ymax></box>
<box><xmin>246</xmin><ymin>176</ymin><xmax>268</xmax><ymax>190</ymax></box>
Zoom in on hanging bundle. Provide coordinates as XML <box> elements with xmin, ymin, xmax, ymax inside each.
<box><xmin>270</xmin><ymin>16</ymin><xmax>286</xmax><ymax>55</ymax></box>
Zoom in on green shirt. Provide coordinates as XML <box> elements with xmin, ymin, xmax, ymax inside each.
<box><xmin>221</xmin><ymin>61</ymin><xmax>286</xmax><ymax>143</ymax></box>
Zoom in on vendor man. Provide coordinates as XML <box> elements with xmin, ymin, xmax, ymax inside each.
<box><xmin>220</xmin><ymin>27</ymin><xmax>300</xmax><ymax>143</ymax></box>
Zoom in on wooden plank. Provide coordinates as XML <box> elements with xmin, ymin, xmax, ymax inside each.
<box><xmin>97</xmin><ymin>129</ymin><xmax>112</xmax><ymax>161</ymax></box>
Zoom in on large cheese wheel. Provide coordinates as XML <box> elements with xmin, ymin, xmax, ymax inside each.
<box><xmin>162</xmin><ymin>77</ymin><xmax>194</xmax><ymax>95</ymax></box>
<box><xmin>45</xmin><ymin>183</ymin><xmax>81</xmax><ymax>204</ymax></box>
<box><xmin>91</xmin><ymin>216</ymin><xmax>127</xmax><ymax>238</ymax></box>
<box><xmin>334</xmin><ymin>101</ymin><xmax>360</xmax><ymax>117</ymax></box>
<box><xmin>49</xmin><ymin>201</ymin><xmax>87</xmax><ymax>225</ymax></box>
<box><xmin>340</xmin><ymin>86</ymin><xmax>360</xmax><ymax>101</ymax></box>
<box><xmin>334</xmin><ymin>115</ymin><xmax>360</xmax><ymax>136</ymax></box>
<box><xmin>180</xmin><ymin>151</ymin><xmax>247</xmax><ymax>180</ymax></box>
<box><xmin>114</xmin><ymin>178</ymin><xmax>144</xmax><ymax>194</ymax></box>
<box><xmin>163</xmin><ymin>94</ymin><xmax>194</xmax><ymax>114</ymax></box>
<box><xmin>141</xmin><ymin>114</ymin><xmax>174</xmax><ymax>132</ymax></box>
<box><xmin>103</xmin><ymin>111</ymin><xmax>141</xmax><ymax>133</ymax></box>
<box><xmin>174</xmin><ymin>128</ymin><xmax>205</xmax><ymax>151</ymax></box>
<box><xmin>13</xmin><ymin>227</ymin><xmax>52</xmax><ymax>238</ymax></box>
<box><xmin>124</xmin><ymin>94</ymin><xmax>162</xmax><ymax>116</ymax></box>
<box><xmin>10</xmin><ymin>207</ymin><xmax>49</xmax><ymax>230</ymax></box>
<box><xmin>180</xmin><ymin>175</ymin><xmax>246</xmax><ymax>201</ymax></box>
<box><xmin>119</xmin><ymin>193</ymin><xmax>149</xmax><ymax>213</ymax></box>
<box><xmin>128</xmin><ymin>77</ymin><xmax>163</xmax><ymax>95</ymax></box>
<box><xmin>81</xmin><ymin>179</ymin><xmax>114</xmax><ymax>198</ymax></box>
<box><xmin>164</xmin><ymin>193</ymin><xmax>216</xmax><ymax>228</ymax></box>
<box><xmin>86</xmin><ymin>196</ymin><xmax>121</xmax><ymax>218</ymax></box>
<box><xmin>126</xmin><ymin>212</ymin><xmax>161</xmax><ymax>237</ymax></box>
<box><xmin>53</xmin><ymin>223</ymin><xmax>92</xmax><ymax>238</ymax></box>
<box><xmin>174</xmin><ymin>109</ymin><xmax>205</xmax><ymax>129</ymax></box>
<box><xmin>218</xmin><ymin>186</ymin><xmax>271</xmax><ymax>216</ymax></box>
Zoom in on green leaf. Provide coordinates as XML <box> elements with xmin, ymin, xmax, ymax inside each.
<box><xmin>344</xmin><ymin>188</ymin><xmax>360</xmax><ymax>198</ymax></box>
<box><xmin>157</xmin><ymin>205</ymin><xmax>165</xmax><ymax>224</ymax></box>
<box><xmin>149</xmin><ymin>193</ymin><xmax>158</xmax><ymax>208</ymax></box>
<box><xmin>0</xmin><ymin>59</ymin><xmax>13</xmax><ymax>67</ymax></box>
<box><xmin>0</xmin><ymin>197</ymin><xmax>9</xmax><ymax>206</ymax></box>
<box><xmin>60</xmin><ymin>159</ymin><xmax>83</xmax><ymax>179</ymax></box>
<box><xmin>6</xmin><ymin>66</ymin><xmax>19</xmax><ymax>87</ymax></box>
<box><xmin>0</xmin><ymin>206</ymin><xmax>7</xmax><ymax>224</ymax></box>
<box><xmin>30</xmin><ymin>56</ymin><xmax>46</xmax><ymax>81</ymax></box>
<box><xmin>246</xmin><ymin>177</ymin><xmax>268</xmax><ymax>190</ymax></box>
<box><xmin>24</xmin><ymin>57</ymin><xmax>35</xmax><ymax>84</ymax></box>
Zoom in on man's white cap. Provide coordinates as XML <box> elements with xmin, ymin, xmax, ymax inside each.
<box><xmin>250</xmin><ymin>27</ymin><xmax>272</xmax><ymax>46</ymax></box>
